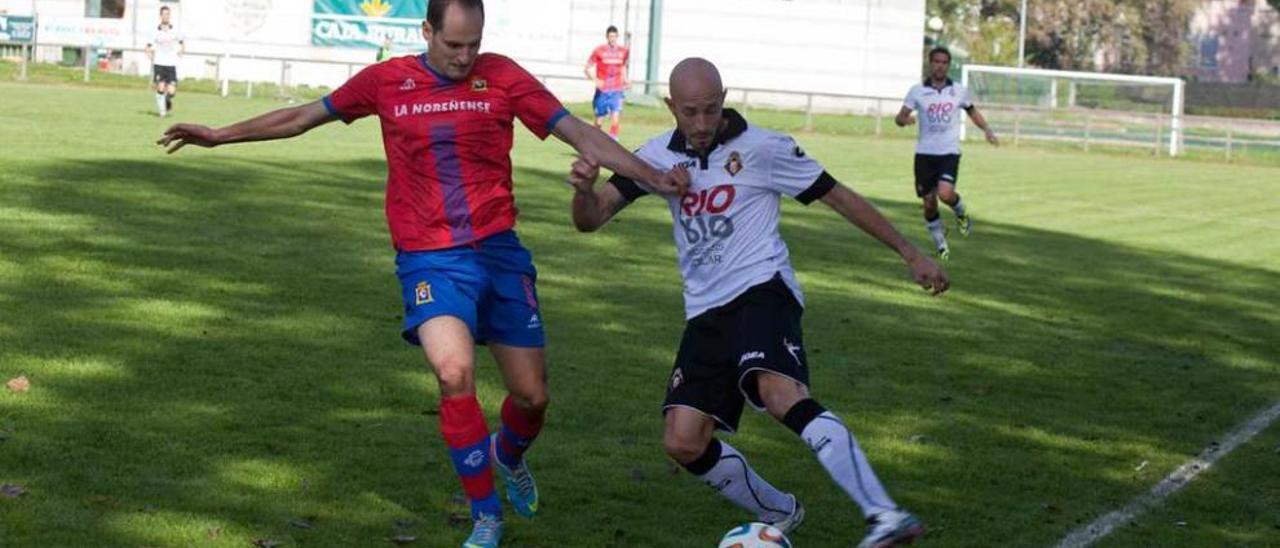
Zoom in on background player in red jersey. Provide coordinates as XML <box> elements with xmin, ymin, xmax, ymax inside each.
<box><xmin>156</xmin><ymin>1</ymin><xmax>679</xmax><ymax>546</ymax></box>
<box><xmin>583</xmin><ymin>25</ymin><xmax>629</xmax><ymax>139</ymax></box>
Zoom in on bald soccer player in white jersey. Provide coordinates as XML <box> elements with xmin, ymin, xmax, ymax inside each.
<box><xmin>566</xmin><ymin>58</ymin><xmax>948</xmax><ymax>548</ymax></box>
<box><xmin>896</xmin><ymin>46</ymin><xmax>998</xmax><ymax>260</ymax></box>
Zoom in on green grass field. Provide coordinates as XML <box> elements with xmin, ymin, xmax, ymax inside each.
<box><xmin>1</xmin><ymin>80</ymin><xmax>1277</xmax><ymax>547</ymax></box>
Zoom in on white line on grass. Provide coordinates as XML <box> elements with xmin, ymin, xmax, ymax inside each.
<box><xmin>1055</xmin><ymin>400</ymin><xmax>1280</xmax><ymax>548</ymax></box>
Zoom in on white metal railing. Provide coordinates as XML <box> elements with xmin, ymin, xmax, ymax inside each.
<box><xmin>6</xmin><ymin>41</ymin><xmax>1279</xmax><ymax>162</ymax></box>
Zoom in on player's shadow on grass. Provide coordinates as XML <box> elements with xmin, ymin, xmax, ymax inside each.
<box><xmin>2</xmin><ymin>157</ymin><xmax>1276</xmax><ymax>547</ymax></box>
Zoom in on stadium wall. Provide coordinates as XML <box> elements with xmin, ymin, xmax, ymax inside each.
<box><xmin>6</xmin><ymin>0</ymin><xmax>924</xmax><ymax>106</ymax></box>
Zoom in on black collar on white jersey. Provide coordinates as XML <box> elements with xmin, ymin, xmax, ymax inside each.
<box><xmin>666</xmin><ymin>108</ymin><xmax>748</xmax><ymax>168</ymax></box>
<box><xmin>924</xmin><ymin>77</ymin><xmax>955</xmax><ymax>92</ymax></box>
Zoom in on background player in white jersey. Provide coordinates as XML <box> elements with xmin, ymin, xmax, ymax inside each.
<box><xmin>895</xmin><ymin>47</ymin><xmax>998</xmax><ymax>260</ymax></box>
<box><xmin>146</xmin><ymin>5</ymin><xmax>184</xmax><ymax>118</ymax></box>
<box><xmin>565</xmin><ymin>58</ymin><xmax>948</xmax><ymax>548</ymax></box>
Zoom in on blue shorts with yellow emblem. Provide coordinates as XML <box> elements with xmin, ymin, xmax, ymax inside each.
<box><xmin>396</xmin><ymin>230</ymin><xmax>544</xmax><ymax>348</ymax></box>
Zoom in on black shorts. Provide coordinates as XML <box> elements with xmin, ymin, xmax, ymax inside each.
<box><xmin>914</xmin><ymin>153</ymin><xmax>961</xmax><ymax>197</ymax></box>
<box><xmin>153</xmin><ymin>65</ymin><xmax>177</xmax><ymax>85</ymax></box>
<box><xmin>663</xmin><ymin>275</ymin><xmax>809</xmax><ymax>432</ymax></box>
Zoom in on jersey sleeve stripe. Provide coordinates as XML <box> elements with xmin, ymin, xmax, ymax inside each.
<box><xmin>607</xmin><ymin>174</ymin><xmax>649</xmax><ymax>202</ymax></box>
<box><xmin>795</xmin><ymin>171</ymin><xmax>837</xmax><ymax>205</ymax></box>
<box><xmin>321</xmin><ymin>95</ymin><xmax>340</xmax><ymax>118</ymax></box>
<box><xmin>544</xmin><ymin>107</ymin><xmax>571</xmax><ymax>133</ymax></box>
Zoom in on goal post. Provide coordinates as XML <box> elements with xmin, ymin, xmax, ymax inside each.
<box><xmin>961</xmin><ymin>64</ymin><xmax>1186</xmax><ymax>156</ymax></box>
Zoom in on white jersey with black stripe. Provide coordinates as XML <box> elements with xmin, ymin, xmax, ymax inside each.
<box><xmin>611</xmin><ymin>110</ymin><xmax>835</xmax><ymax>319</ymax></box>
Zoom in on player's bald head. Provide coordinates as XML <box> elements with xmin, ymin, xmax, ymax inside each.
<box><xmin>664</xmin><ymin>58</ymin><xmax>728</xmax><ymax>152</ymax></box>
<box><xmin>668</xmin><ymin>58</ymin><xmax>723</xmax><ymax>102</ymax></box>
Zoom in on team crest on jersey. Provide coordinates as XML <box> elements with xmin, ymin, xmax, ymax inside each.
<box><xmin>414</xmin><ymin>281</ymin><xmax>434</xmax><ymax>305</ymax></box>
<box><xmin>471</xmin><ymin>78</ymin><xmax>488</xmax><ymax>92</ymax></box>
<box><xmin>724</xmin><ymin>151</ymin><xmax>743</xmax><ymax>176</ymax></box>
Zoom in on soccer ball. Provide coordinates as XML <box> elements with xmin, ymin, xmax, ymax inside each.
<box><xmin>717</xmin><ymin>522</ymin><xmax>791</xmax><ymax>548</ymax></box>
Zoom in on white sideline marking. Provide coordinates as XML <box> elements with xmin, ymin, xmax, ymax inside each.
<box><xmin>1054</xmin><ymin>400</ymin><xmax>1280</xmax><ymax>548</ymax></box>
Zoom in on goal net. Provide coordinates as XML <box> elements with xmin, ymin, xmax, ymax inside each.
<box><xmin>961</xmin><ymin>65</ymin><xmax>1186</xmax><ymax>156</ymax></box>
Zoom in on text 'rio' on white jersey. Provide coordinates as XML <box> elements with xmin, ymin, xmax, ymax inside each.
<box><xmin>609</xmin><ymin>109</ymin><xmax>837</xmax><ymax>319</ymax></box>
<box><xmin>903</xmin><ymin>78</ymin><xmax>973</xmax><ymax>155</ymax></box>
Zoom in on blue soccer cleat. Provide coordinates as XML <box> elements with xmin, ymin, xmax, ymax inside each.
<box><xmin>461</xmin><ymin>513</ymin><xmax>502</xmax><ymax>548</ymax></box>
<box><xmin>490</xmin><ymin>433</ymin><xmax>539</xmax><ymax>518</ymax></box>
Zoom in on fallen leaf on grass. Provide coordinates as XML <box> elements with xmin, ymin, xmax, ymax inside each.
<box><xmin>207</xmin><ymin>527</ymin><xmax>221</xmax><ymax>540</ymax></box>
<box><xmin>1</xmin><ymin>484</ymin><xmax>27</xmax><ymax>498</ymax></box>
<box><xmin>6</xmin><ymin>376</ymin><xmax>29</xmax><ymax>393</ymax></box>
<box><xmin>390</xmin><ymin>535</ymin><xmax>417</xmax><ymax>545</ymax></box>
<box><xmin>252</xmin><ymin>539</ymin><xmax>281</xmax><ymax>548</ymax></box>
<box><xmin>289</xmin><ymin>518</ymin><xmax>313</xmax><ymax>529</ymax></box>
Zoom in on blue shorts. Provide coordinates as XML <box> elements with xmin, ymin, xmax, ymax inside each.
<box><xmin>593</xmin><ymin>89</ymin><xmax>625</xmax><ymax>117</ymax></box>
<box><xmin>396</xmin><ymin>230</ymin><xmax>544</xmax><ymax>348</ymax></box>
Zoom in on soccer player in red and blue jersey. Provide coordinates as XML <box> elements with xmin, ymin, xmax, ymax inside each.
<box><xmin>583</xmin><ymin>25</ymin><xmax>629</xmax><ymax>139</ymax></box>
<box><xmin>157</xmin><ymin>1</ymin><xmax>680</xmax><ymax>546</ymax></box>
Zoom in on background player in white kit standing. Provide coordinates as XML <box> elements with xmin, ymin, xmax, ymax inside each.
<box><xmin>895</xmin><ymin>46</ymin><xmax>998</xmax><ymax>260</ymax></box>
<box><xmin>146</xmin><ymin>5</ymin><xmax>184</xmax><ymax>118</ymax></box>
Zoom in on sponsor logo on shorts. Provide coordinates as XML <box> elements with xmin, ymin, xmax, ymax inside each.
<box><xmin>414</xmin><ymin>281</ymin><xmax>433</xmax><ymax>306</ymax></box>
<box><xmin>670</xmin><ymin>368</ymin><xmax>684</xmax><ymax>389</ymax></box>
<box><xmin>784</xmin><ymin>338</ymin><xmax>803</xmax><ymax>367</ymax></box>
<box><xmin>527</xmin><ymin>313</ymin><xmax>541</xmax><ymax>329</ymax></box>
<box><xmin>739</xmin><ymin>351</ymin><xmax>765</xmax><ymax>365</ymax></box>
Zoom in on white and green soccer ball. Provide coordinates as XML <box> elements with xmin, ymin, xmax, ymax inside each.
<box><xmin>717</xmin><ymin>522</ymin><xmax>791</xmax><ymax>548</ymax></box>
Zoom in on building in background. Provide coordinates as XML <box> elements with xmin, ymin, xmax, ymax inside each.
<box><xmin>1189</xmin><ymin>0</ymin><xmax>1280</xmax><ymax>82</ymax></box>
<box><xmin>0</xmin><ymin>0</ymin><xmax>924</xmax><ymax>106</ymax></box>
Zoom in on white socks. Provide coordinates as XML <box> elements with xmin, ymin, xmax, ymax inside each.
<box><xmin>799</xmin><ymin>411</ymin><xmax>897</xmax><ymax>517</ymax></box>
<box><xmin>155</xmin><ymin>92</ymin><xmax>167</xmax><ymax>117</ymax></box>
<box><xmin>691</xmin><ymin>440</ymin><xmax>795</xmax><ymax>522</ymax></box>
<box><xmin>925</xmin><ymin>216</ymin><xmax>947</xmax><ymax>249</ymax></box>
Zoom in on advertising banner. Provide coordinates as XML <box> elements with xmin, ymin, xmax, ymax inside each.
<box><xmin>0</xmin><ymin>15</ymin><xmax>37</xmax><ymax>44</ymax></box>
<box><xmin>311</xmin><ymin>0</ymin><xmax>423</xmax><ymax>49</ymax></box>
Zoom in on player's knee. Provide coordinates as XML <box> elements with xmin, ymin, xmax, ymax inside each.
<box><xmin>757</xmin><ymin>374</ymin><xmax>807</xmax><ymax>418</ymax></box>
<box><xmin>430</xmin><ymin>360</ymin><xmax>474</xmax><ymax>393</ymax></box>
<box><xmin>663</xmin><ymin>430</ymin><xmax>707</xmax><ymax>464</ymax></box>
<box><xmin>509</xmin><ymin>389</ymin><xmax>549</xmax><ymax>414</ymax></box>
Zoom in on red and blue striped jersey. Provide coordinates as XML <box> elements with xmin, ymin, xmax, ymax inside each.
<box><xmin>324</xmin><ymin>53</ymin><xmax>569</xmax><ymax>251</ymax></box>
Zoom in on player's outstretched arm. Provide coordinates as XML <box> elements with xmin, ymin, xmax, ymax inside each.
<box><xmin>156</xmin><ymin>101</ymin><xmax>335</xmax><ymax>154</ymax></box>
<box><xmin>820</xmin><ymin>182</ymin><xmax>950</xmax><ymax>295</ymax></box>
<box><xmin>894</xmin><ymin>106</ymin><xmax>916</xmax><ymax>127</ymax></box>
<box><xmin>567</xmin><ymin>158</ymin><xmax>632</xmax><ymax>232</ymax></box>
<box><xmin>966</xmin><ymin>106</ymin><xmax>999</xmax><ymax>146</ymax></box>
<box><xmin>550</xmin><ymin>115</ymin><xmax>687</xmax><ymax>196</ymax></box>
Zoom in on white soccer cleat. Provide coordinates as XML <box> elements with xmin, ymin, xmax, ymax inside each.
<box><xmin>768</xmin><ymin>494</ymin><xmax>805</xmax><ymax>535</ymax></box>
<box><xmin>857</xmin><ymin>508</ymin><xmax>925</xmax><ymax>548</ymax></box>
